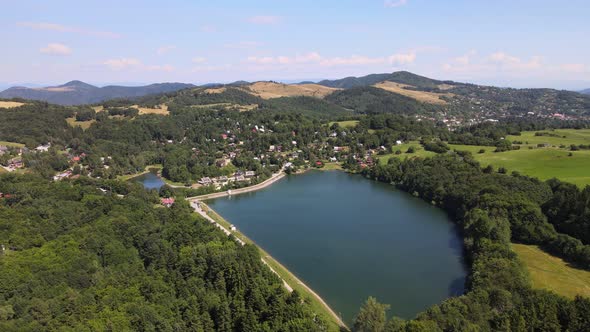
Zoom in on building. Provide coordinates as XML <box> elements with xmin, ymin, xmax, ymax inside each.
<box><xmin>161</xmin><ymin>197</ymin><xmax>175</xmax><ymax>207</ymax></box>
<box><xmin>199</xmin><ymin>177</ymin><xmax>212</xmax><ymax>185</ymax></box>
<box><xmin>35</xmin><ymin>143</ymin><xmax>51</xmax><ymax>152</ymax></box>
<box><xmin>230</xmin><ymin>225</ymin><xmax>237</xmax><ymax>231</ymax></box>
<box><xmin>245</xmin><ymin>171</ymin><xmax>255</xmax><ymax>178</ymax></box>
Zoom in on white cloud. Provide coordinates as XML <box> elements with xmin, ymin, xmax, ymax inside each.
<box><xmin>246</xmin><ymin>51</ymin><xmax>416</xmax><ymax>67</ymax></box>
<box><xmin>247</xmin><ymin>16</ymin><xmax>281</xmax><ymax>25</ymax></box>
<box><xmin>192</xmin><ymin>57</ymin><xmax>207</xmax><ymax>64</ymax></box>
<box><xmin>147</xmin><ymin>64</ymin><xmax>175</xmax><ymax>72</ymax></box>
<box><xmin>40</xmin><ymin>43</ymin><xmax>72</xmax><ymax>56</ymax></box>
<box><xmin>103</xmin><ymin>58</ymin><xmax>142</xmax><ymax>70</ymax></box>
<box><xmin>17</xmin><ymin>21</ymin><xmax>120</xmax><ymax>38</ymax></box>
<box><xmin>157</xmin><ymin>45</ymin><xmax>176</xmax><ymax>55</ymax></box>
<box><xmin>224</xmin><ymin>41</ymin><xmax>263</xmax><ymax>49</ymax></box>
<box><xmin>384</xmin><ymin>0</ymin><xmax>408</xmax><ymax>8</ymax></box>
<box><xmin>200</xmin><ymin>25</ymin><xmax>217</xmax><ymax>33</ymax></box>
<box><xmin>388</xmin><ymin>52</ymin><xmax>416</xmax><ymax>65</ymax></box>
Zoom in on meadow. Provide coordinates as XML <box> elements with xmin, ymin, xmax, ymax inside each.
<box><xmin>512</xmin><ymin>243</ymin><xmax>590</xmax><ymax>299</ymax></box>
<box><xmin>378</xmin><ymin>129</ymin><xmax>590</xmax><ymax>187</ymax></box>
<box><xmin>328</xmin><ymin>120</ymin><xmax>360</xmax><ymax>128</ymax></box>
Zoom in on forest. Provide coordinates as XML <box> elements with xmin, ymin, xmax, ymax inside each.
<box><xmin>0</xmin><ymin>174</ymin><xmax>326</xmax><ymax>331</ymax></box>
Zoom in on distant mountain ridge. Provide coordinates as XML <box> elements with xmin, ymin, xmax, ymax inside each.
<box><xmin>316</xmin><ymin>71</ymin><xmax>452</xmax><ymax>89</ymax></box>
<box><xmin>581</xmin><ymin>88</ymin><xmax>590</xmax><ymax>95</ymax></box>
<box><xmin>0</xmin><ymin>81</ymin><xmax>195</xmax><ymax>105</ymax></box>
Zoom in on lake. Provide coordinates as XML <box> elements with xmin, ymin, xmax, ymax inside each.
<box><xmin>132</xmin><ymin>171</ymin><xmax>165</xmax><ymax>190</ymax></box>
<box><xmin>207</xmin><ymin>170</ymin><xmax>466</xmax><ymax>323</ymax></box>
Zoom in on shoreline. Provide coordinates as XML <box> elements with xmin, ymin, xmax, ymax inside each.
<box><xmin>186</xmin><ymin>171</ymin><xmax>348</xmax><ymax>330</ymax></box>
<box><xmin>186</xmin><ymin>170</ymin><xmax>287</xmax><ymax>200</ymax></box>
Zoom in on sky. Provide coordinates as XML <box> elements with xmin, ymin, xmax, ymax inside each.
<box><xmin>1</xmin><ymin>0</ymin><xmax>589</xmax><ymax>89</ymax></box>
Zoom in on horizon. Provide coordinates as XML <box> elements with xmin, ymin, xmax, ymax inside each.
<box><xmin>1</xmin><ymin>0</ymin><xmax>589</xmax><ymax>90</ymax></box>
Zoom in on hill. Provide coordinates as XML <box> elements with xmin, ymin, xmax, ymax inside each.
<box><xmin>317</xmin><ymin>71</ymin><xmax>449</xmax><ymax>89</ymax></box>
<box><xmin>0</xmin><ymin>81</ymin><xmax>194</xmax><ymax>105</ymax></box>
<box><xmin>241</xmin><ymin>81</ymin><xmax>338</xmax><ymax>99</ymax></box>
<box><xmin>581</xmin><ymin>88</ymin><xmax>590</xmax><ymax>95</ymax></box>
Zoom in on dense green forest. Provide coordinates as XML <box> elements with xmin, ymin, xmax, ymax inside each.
<box><xmin>0</xmin><ymin>174</ymin><xmax>326</xmax><ymax>331</ymax></box>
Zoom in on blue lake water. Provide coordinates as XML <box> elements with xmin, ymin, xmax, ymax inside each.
<box><xmin>132</xmin><ymin>171</ymin><xmax>165</xmax><ymax>190</ymax></box>
<box><xmin>207</xmin><ymin>170</ymin><xmax>466</xmax><ymax>323</ymax></box>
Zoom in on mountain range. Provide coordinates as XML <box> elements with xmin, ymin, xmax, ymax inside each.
<box><xmin>0</xmin><ymin>81</ymin><xmax>194</xmax><ymax>105</ymax></box>
<box><xmin>580</xmin><ymin>89</ymin><xmax>590</xmax><ymax>95</ymax></box>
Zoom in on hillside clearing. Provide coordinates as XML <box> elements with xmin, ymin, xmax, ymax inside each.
<box><xmin>132</xmin><ymin>104</ymin><xmax>170</xmax><ymax>115</ymax></box>
<box><xmin>244</xmin><ymin>82</ymin><xmax>339</xmax><ymax>99</ymax></box>
<box><xmin>373</xmin><ymin>81</ymin><xmax>452</xmax><ymax>104</ymax></box>
<box><xmin>378</xmin><ymin>139</ymin><xmax>590</xmax><ymax>187</ymax></box>
<box><xmin>0</xmin><ymin>141</ymin><xmax>25</xmax><ymax>148</ymax></box>
<box><xmin>66</xmin><ymin>117</ymin><xmax>96</xmax><ymax>130</ymax></box>
<box><xmin>513</xmin><ymin>243</ymin><xmax>590</xmax><ymax>299</ymax></box>
<box><xmin>328</xmin><ymin>120</ymin><xmax>359</xmax><ymax>128</ymax></box>
<box><xmin>190</xmin><ymin>103</ymin><xmax>258</xmax><ymax>112</ymax></box>
<box><xmin>0</xmin><ymin>101</ymin><xmax>25</xmax><ymax>108</ymax></box>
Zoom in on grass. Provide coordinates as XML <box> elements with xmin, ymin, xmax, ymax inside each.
<box><xmin>66</xmin><ymin>117</ymin><xmax>96</xmax><ymax>130</ymax></box>
<box><xmin>507</xmin><ymin>129</ymin><xmax>590</xmax><ymax>147</ymax></box>
<box><xmin>512</xmin><ymin>243</ymin><xmax>590</xmax><ymax>299</ymax></box>
<box><xmin>202</xmin><ymin>203</ymin><xmax>343</xmax><ymax>331</ymax></box>
<box><xmin>319</xmin><ymin>162</ymin><xmax>344</xmax><ymax>171</ymax></box>
<box><xmin>0</xmin><ymin>101</ymin><xmax>25</xmax><ymax>109</ymax></box>
<box><xmin>373</xmin><ymin>81</ymin><xmax>452</xmax><ymax>104</ymax></box>
<box><xmin>245</xmin><ymin>82</ymin><xmax>338</xmax><ymax>99</ymax></box>
<box><xmin>328</xmin><ymin>120</ymin><xmax>359</xmax><ymax>129</ymax></box>
<box><xmin>377</xmin><ymin>131</ymin><xmax>590</xmax><ymax>187</ymax></box>
<box><xmin>0</xmin><ymin>141</ymin><xmax>25</xmax><ymax>148</ymax></box>
<box><xmin>132</xmin><ymin>104</ymin><xmax>170</xmax><ymax>115</ymax></box>
<box><xmin>118</xmin><ymin>164</ymin><xmax>163</xmax><ymax>181</ymax></box>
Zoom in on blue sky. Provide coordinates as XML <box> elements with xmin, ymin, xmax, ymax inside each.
<box><xmin>1</xmin><ymin>0</ymin><xmax>589</xmax><ymax>89</ymax></box>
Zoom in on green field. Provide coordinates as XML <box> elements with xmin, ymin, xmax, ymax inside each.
<box><xmin>512</xmin><ymin>243</ymin><xmax>590</xmax><ymax>299</ymax></box>
<box><xmin>66</xmin><ymin>117</ymin><xmax>96</xmax><ymax>130</ymax></box>
<box><xmin>378</xmin><ymin>130</ymin><xmax>590</xmax><ymax>187</ymax></box>
<box><xmin>328</xmin><ymin>120</ymin><xmax>359</xmax><ymax>128</ymax></box>
<box><xmin>507</xmin><ymin>129</ymin><xmax>590</xmax><ymax>147</ymax></box>
<box><xmin>0</xmin><ymin>141</ymin><xmax>25</xmax><ymax>148</ymax></box>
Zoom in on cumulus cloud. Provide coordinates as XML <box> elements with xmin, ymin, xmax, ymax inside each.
<box><xmin>247</xmin><ymin>16</ymin><xmax>281</xmax><ymax>24</ymax></box>
<box><xmin>246</xmin><ymin>51</ymin><xmax>416</xmax><ymax>67</ymax></box>
<box><xmin>384</xmin><ymin>0</ymin><xmax>408</xmax><ymax>8</ymax></box>
<box><xmin>40</xmin><ymin>43</ymin><xmax>72</xmax><ymax>56</ymax></box>
<box><xmin>157</xmin><ymin>45</ymin><xmax>176</xmax><ymax>55</ymax></box>
<box><xmin>192</xmin><ymin>57</ymin><xmax>207</xmax><ymax>64</ymax></box>
<box><xmin>17</xmin><ymin>21</ymin><xmax>120</xmax><ymax>38</ymax></box>
<box><xmin>224</xmin><ymin>41</ymin><xmax>263</xmax><ymax>49</ymax></box>
<box><xmin>103</xmin><ymin>58</ymin><xmax>142</xmax><ymax>70</ymax></box>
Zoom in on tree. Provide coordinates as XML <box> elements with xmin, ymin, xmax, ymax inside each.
<box><xmin>354</xmin><ymin>297</ymin><xmax>390</xmax><ymax>332</ymax></box>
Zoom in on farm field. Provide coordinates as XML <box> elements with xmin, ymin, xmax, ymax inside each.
<box><xmin>373</xmin><ymin>81</ymin><xmax>452</xmax><ymax>104</ymax></box>
<box><xmin>507</xmin><ymin>129</ymin><xmax>590</xmax><ymax>147</ymax></box>
<box><xmin>0</xmin><ymin>101</ymin><xmax>25</xmax><ymax>108</ymax></box>
<box><xmin>512</xmin><ymin>243</ymin><xmax>590</xmax><ymax>299</ymax></box>
<box><xmin>328</xmin><ymin>120</ymin><xmax>359</xmax><ymax>128</ymax></box>
<box><xmin>0</xmin><ymin>141</ymin><xmax>25</xmax><ymax>148</ymax></box>
<box><xmin>378</xmin><ymin>130</ymin><xmax>590</xmax><ymax>187</ymax></box>
<box><xmin>66</xmin><ymin>117</ymin><xmax>96</xmax><ymax>130</ymax></box>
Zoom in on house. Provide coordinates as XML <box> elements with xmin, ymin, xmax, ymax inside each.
<box><xmin>35</xmin><ymin>143</ymin><xmax>51</xmax><ymax>152</ymax></box>
<box><xmin>395</xmin><ymin>140</ymin><xmax>403</xmax><ymax>145</ymax></box>
<box><xmin>0</xmin><ymin>146</ymin><xmax>7</xmax><ymax>156</ymax></box>
<box><xmin>161</xmin><ymin>197</ymin><xmax>175</xmax><ymax>208</ymax></box>
<box><xmin>292</xmin><ymin>140</ymin><xmax>297</xmax><ymax>146</ymax></box>
<box><xmin>235</xmin><ymin>175</ymin><xmax>246</xmax><ymax>182</ymax></box>
<box><xmin>291</xmin><ymin>152</ymin><xmax>299</xmax><ymax>159</ymax></box>
<box><xmin>221</xmin><ymin>133</ymin><xmax>228</xmax><ymax>140</ymax></box>
<box><xmin>334</xmin><ymin>146</ymin><xmax>343</xmax><ymax>152</ymax></box>
<box><xmin>53</xmin><ymin>170</ymin><xmax>72</xmax><ymax>181</ymax></box>
<box><xmin>216</xmin><ymin>158</ymin><xmax>231</xmax><ymax>167</ymax></box>
<box><xmin>245</xmin><ymin>171</ymin><xmax>255</xmax><ymax>178</ymax></box>
<box><xmin>199</xmin><ymin>177</ymin><xmax>212</xmax><ymax>185</ymax></box>
<box><xmin>230</xmin><ymin>224</ymin><xmax>237</xmax><ymax>231</ymax></box>
<box><xmin>269</xmin><ymin>145</ymin><xmax>275</xmax><ymax>152</ymax></box>
<box><xmin>315</xmin><ymin>161</ymin><xmax>323</xmax><ymax>167</ymax></box>
<box><xmin>329</xmin><ymin>157</ymin><xmax>337</xmax><ymax>162</ymax></box>
<box><xmin>284</xmin><ymin>162</ymin><xmax>293</xmax><ymax>168</ymax></box>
